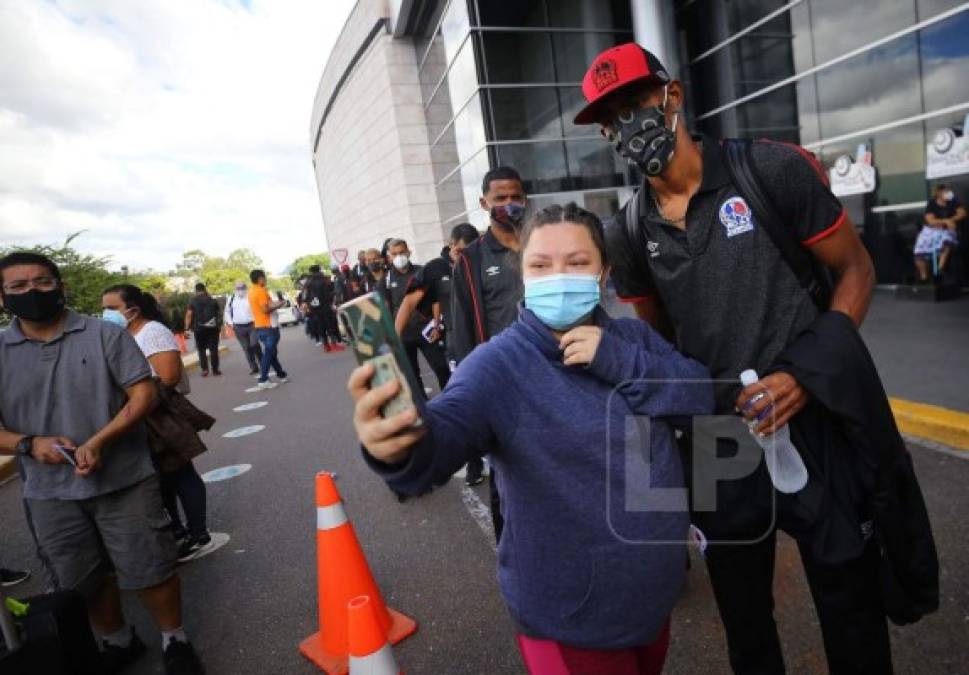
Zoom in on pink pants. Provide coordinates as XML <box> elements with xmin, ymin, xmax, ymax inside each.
<box><xmin>516</xmin><ymin>621</ymin><xmax>671</xmax><ymax>675</ymax></box>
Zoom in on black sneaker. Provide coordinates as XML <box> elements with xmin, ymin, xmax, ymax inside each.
<box><xmin>100</xmin><ymin>628</ymin><xmax>147</xmax><ymax>674</ymax></box>
<box><xmin>212</xmin><ymin>370</ymin><xmax>222</xmax><ymax>376</ymax></box>
<box><xmin>163</xmin><ymin>637</ymin><xmax>204</xmax><ymax>675</ymax></box>
<box><xmin>0</xmin><ymin>568</ymin><xmax>30</xmax><ymax>586</ymax></box>
<box><xmin>177</xmin><ymin>533</ymin><xmax>215</xmax><ymax>563</ymax></box>
<box><xmin>465</xmin><ymin>475</ymin><xmax>484</xmax><ymax>487</ymax></box>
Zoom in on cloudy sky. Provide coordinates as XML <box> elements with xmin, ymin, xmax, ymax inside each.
<box><xmin>0</xmin><ymin>0</ymin><xmax>355</xmax><ymax>274</ymax></box>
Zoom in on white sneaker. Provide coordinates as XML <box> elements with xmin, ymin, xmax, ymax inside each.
<box><xmin>275</xmin><ymin>377</ymin><xmax>289</xmax><ymax>384</ymax></box>
<box><xmin>257</xmin><ymin>381</ymin><xmax>278</xmax><ymax>390</ymax></box>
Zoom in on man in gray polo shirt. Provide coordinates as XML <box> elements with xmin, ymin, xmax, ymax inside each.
<box><xmin>575</xmin><ymin>44</ymin><xmax>885</xmax><ymax>674</ymax></box>
<box><xmin>0</xmin><ymin>252</ymin><xmax>203</xmax><ymax>674</ymax></box>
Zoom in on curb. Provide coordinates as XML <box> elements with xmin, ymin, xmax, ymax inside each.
<box><xmin>890</xmin><ymin>398</ymin><xmax>969</xmax><ymax>452</ymax></box>
<box><xmin>182</xmin><ymin>345</ymin><xmax>229</xmax><ymax>373</ymax></box>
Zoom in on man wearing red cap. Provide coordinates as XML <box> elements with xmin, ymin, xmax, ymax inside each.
<box><xmin>574</xmin><ymin>43</ymin><xmax>901</xmax><ymax>674</ymax></box>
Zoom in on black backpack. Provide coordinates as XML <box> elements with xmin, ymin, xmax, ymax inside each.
<box><xmin>624</xmin><ymin>138</ymin><xmax>833</xmax><ymax>311</ymax></box>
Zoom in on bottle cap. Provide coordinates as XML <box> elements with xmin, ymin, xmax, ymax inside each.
<box><xmin>739</xmin><ymin>369</ymin><xmax>759</xmax><ymax>387</ymax></box>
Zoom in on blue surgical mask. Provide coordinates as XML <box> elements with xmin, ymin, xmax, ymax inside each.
<box><xmin>524</xmin><ymin>273</ymin><xmax>601</xmax><ymax>330</ymax></box>
<box><xmin>102</xmin><ymin>308</ymin><xmax>129</xmax><ymax>328</ymax></box>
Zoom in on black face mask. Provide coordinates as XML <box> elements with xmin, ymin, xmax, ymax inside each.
<box><xmin>606</xmin><ymin>86</ymin><xmax>679</xmax><ymax>176</ymax></box>
<box><xmin>490</xmin><ymin>203</ymin><xmax>526</xmax><ymax>231</ymax></box>
<box><xmin>2</xmin><ymin>287</ymin><xmax>66</xmax><ymax>323</ymax></box>
<box><xmin>367</xmin><ymin>262</ymin><xmax>384</xmax><ymax>273</ymax></box>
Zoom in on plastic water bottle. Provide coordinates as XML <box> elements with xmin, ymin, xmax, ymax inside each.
<box><xmin>740</xmin><ymin>369</ymin><xmax>808</xmax><ymax>494</ymax></box>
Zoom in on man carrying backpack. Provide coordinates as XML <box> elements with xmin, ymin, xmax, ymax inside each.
<box><xmin>574</xmin><ymin>43</ymin><xmax>936</xmax><ymax>674</ymax></box>
<box><xmin>184</xmin><ymin>283</ymin><xmax>222</xmax><ymax>377</ymax></box>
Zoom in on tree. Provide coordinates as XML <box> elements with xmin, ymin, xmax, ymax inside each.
<box><xmin>288</xmin><ymin>252</ymin><xmax>332</xmax><ymax>284</ymax></box>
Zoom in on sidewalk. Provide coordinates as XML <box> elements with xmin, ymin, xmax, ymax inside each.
<box><xmin>0</xmin><ymin>345</ymin><xmax>229</xmax><ymax>483</ymax></box>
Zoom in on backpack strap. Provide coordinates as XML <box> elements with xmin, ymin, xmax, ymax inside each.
<box><xmin>721</xmin><ymin>138</ymin><xmax>832</xmax><ymax>311</ymax></box>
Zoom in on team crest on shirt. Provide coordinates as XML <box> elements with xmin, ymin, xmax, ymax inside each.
<box><xmin>719</xmin><ymin>197</ymin><xmax>755</xmax><ymax>237</ymax></box>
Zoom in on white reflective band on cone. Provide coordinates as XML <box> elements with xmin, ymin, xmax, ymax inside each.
<box><xmin>349</xmin><ymin>643</ymin><xmax>399</xmax><ymax>674</ymax></box>
<box><xmin>317</xmin><ymin>503</ymin><xmax>348</xmax><ymax>530</ymax></box>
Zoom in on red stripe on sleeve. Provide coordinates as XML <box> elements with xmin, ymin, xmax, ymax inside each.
<box><xmin>617</xmin><ymin>294</ymin><xmax>654</xmax><ymax>305</ymax></box>
<box><xmin>801</xmin><ymin>209</ymin><xmax>846</xmax><ymax>246</ymax></box>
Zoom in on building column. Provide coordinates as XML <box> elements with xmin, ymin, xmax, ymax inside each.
<box><xmin>631</xmin><ymin>0</ymin><xmax>680</xmax><ymax>80</ymax></box>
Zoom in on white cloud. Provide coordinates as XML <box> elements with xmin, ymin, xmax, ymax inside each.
<box><xmin>0</xmin><ymin>0</ymin><xmax>355</xmax><ymax>274</ymax></box>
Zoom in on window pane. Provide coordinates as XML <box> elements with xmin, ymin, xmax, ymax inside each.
<box><xmin>815</xmin><ymin>34</ymin><xmax>920</xmax><ymax>139</ymax></box>
<box><xmin>550</xmin><ymin>31</ymin><xmax>635</xmax><ymax>83</ymax></box>
<box><xmin>495</xmin><ymin>141</ymin><xmax>569</xmax><ymax>194</ymax></box>
<box><xmin>566</xmin><ymin>138</ymin><xmax>630</xmax><ymax>191</ymax></box>
<box><xmin>696</xmin><ymin>84</ymin><xmax>800</xmax><ymax>143</ymax></box>
<box><xmin>917</xmin><ymin>0</ymin><xmax>966</xmax><ymax>20</ymax></box>
<box><xmin>487</xmin><ymin>87</ymin><xmax>563</xmax><ymax>140</ymax></box>
<box><xmin>546</xmin><ymin>0</ymin><xmax>632</xmax><ymax>29</ymax></box>
<box><xmin>425</xmin><ymin>38</ymin><xmax>479</xmax><ymax>143</ymax></box>
<box><xmin>808</xmin><ymin>0</ymin><xmax>915</xmax><ymax>64</ymax></box>
<box><xmin>476</xmin><ymin>0</ymin><xmax>546</xmax><ymax>28</ymax></box>
<box><xmin>919</xmin><ymin>10</ymin><xmax>969</xmax><ymax>111</ymax></box>
<box><xmin>480</xmin><ymin>31</ymin><xmax>555</xmax><ymax>83</ymax></box>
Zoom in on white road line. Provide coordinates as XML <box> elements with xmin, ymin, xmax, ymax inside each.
<box><xmin>459</xmin><ymin>484</ymin><xmax>497</xmax><ymax>552</ymax></box>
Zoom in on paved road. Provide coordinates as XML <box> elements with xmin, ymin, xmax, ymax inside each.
<box><xmin>2</xmin><ymin>324</ymin><xmax>968</xmax><ymax>674</ymax></box>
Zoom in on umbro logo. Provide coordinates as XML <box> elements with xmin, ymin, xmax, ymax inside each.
<box><xmin>647</xmin><ymin>241</ymin><xmax>660</xmax><ymax>258</ymax></box>
<box><xmin>485</xmin><ymin>265</ymin><xmax>501</xmax><ymax>276</ymax></box>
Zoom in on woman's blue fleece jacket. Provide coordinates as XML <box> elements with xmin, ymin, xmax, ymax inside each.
<box><xmin>367</xmin><ymin>306</ymin><xmax>713</xmax><ymax>648</ymax></box>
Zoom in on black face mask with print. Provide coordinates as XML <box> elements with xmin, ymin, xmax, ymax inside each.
<box><xmin>2</xmin><ymin>287</ymin><xmax>66</xmax><ymax>323</ymax></box>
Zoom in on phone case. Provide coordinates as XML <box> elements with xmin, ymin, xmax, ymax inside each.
<box><xmin>338</xmin><ymin>292</ymin><xmax>424</xmax><ymax>422</ymax></box>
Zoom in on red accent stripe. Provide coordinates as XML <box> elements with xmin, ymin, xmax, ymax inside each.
<box><xmin>460</xmin><ymin>254</ymin><xmax>487</xmax><ymax>343</ymax></box>
<box><xmin>802</xmin><ymin>209</ymin><xmax>846</xmax><ymax>246</ymax></box>
<box><xmin>617</xmin><ymin>294</ymin><xmax>654</xmax><ymax>304</ymax></box>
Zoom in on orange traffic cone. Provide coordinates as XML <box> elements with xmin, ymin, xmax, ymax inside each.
<box><xmin>348</xmin><ymin>595</ymin><xmax>402</xmax><ymax>674</ymax></box>
<box><xmin>175</xmin><ymin>332</ymin><xmax>188</xmax><ymax>354</ymax></box>
<box><xmin>299</xmin><ymin>472</ymin><xmax>417</xmax><ymax>674</ymax></box>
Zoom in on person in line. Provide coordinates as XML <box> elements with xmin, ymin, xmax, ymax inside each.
<box><xmin>248</xmin><ymin>269</ymin><xmax>288</xmax><ymax>390</ymax></box>
<box><xmin>349</xmin><ymin>204</ymin><xmax>712</xmax><ymax>675</ymax></box>
<box><xmin>393</xmin><ymin>223</ymin><xmax>480</xmax><ymax>372</ymax></box>
<box><xmin>450</xmin><ymin>166</ymin><xmax>526</xmax><ymax>508</ymax></box>
<box><xmin>385</xmin><ymin>238</ymin><xmax>449</xmax><ymax>391</ymax></box>
<box><xmin>101</xmin><ymin>284</ymin><xmax>214</xmax><ymax>563</ymax></box>
<box><xmin>574</xmin><ymin>42</ymin><xmax>895</xmax><ymax>674</ymax></box>
<box><xmin>361</xmin><ymin>248</ymin><xmax>388</xmax><ymax>297</ymax></box>
<box><xmin>223</xmin><ymin>281</ymin><xmax>264</xmax><ymax>376</ymax></box>
<box><xmin>0</xmin><ymin>252</ymin><xmax>203</xmax><ymax>674</ymax></box>
<box><xmin>352</xmin><ymin>250</ymin><xmax>368</xmax><ymax>281</ymax></box>
<box><xmin>301</xmin><ymin>265</ymin><xmax>344</xmax><ymax>353</ymax></box>
<box><xmin>914</xmin><ymin>183</ymin><xmax>964</xmax><ymax>283</ymax></box>
<box><xmin>183</xmin><ymin>283</ymin><xmax>221</xmax><ymax>377</ymax></box>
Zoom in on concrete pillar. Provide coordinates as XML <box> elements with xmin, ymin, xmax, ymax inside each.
<box><xmin>631</xmin><ymin>0</ymin><xmax>680</xmax><ymax>80</ymax></box>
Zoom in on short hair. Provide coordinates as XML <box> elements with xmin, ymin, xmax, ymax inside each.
<box><xmin>388</xmin><ymin>238</ymin><xmax>408</xmax><ymax>250</ymax></box>
<box><xmin>934</xmin><ymin>183</ymin><xmax>949</xmax><ymax>192</ymax></box>
<box><xmin>481</xmin><ymin>166</ymin><xmax>522</xmax><ymax>196</ymax></box>
<box><xmin>380</xmin><ymin>238</ymin><xmax>393</xmax><ymax>258</ymax></box>
<box><xmin>0</xmin><ymin>251</ymin><xmax>61</xmax><ymax>284</ymax></box>
<box><xmin>249</xmin><ymin>269</ymin><xmax>266</xmax><ymax>283</ymax></box>
<box><xmin>194</xmin><ymin>282</ymin><xmax>206</xmax><ymax>293</ymax></box>
<box><xmin>308</xmin><ymin>264</ymin><xmax>321</xmax><ymax>274</ymax></box>
<box><xmin>364</xmin><ymin>248</ymin><xmax>381</xmax><ymax>258</ymax></box>
<box><xmin>520</xmin><ymin>202</ymin><xmax>608</xmax><ymax>266</ymax></box>
<box><xmin>450</xmin><ymin>222</ymin><xmax>480</xmax><ymax>246</ymax></box>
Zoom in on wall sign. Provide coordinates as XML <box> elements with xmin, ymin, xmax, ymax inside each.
<box><xmin>829</xmin><ymin>143</ymin><xmax>877</xmax><ymax>197</ymax></box>
<box><xmin>927</xmin><ymin>115</ymin><xmax>969</xmax><ymax>179</ymax></box>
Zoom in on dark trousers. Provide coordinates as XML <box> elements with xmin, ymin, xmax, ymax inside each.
<box><xmin>256</xmin><ymin>327</ymin><xmax>286</xmax><ymax>382</ymax></box>
<box><xmin>194</xmin><ymin>327</ymin><xmax>220</xmax><ymax>372</ymax></box>
<box><xmin>309</xmin><ymin>309</ymin><xmax>341</xmax><ymax>346</ymax></box>
<box><xmin>403</xmin><ymin>338</ymin><xmax>450</xmax><ymax>391</ymax></box>
<box><xmin>160</xmin><ymin>462</ymin><xmax>208</xmax><ymax>538</ymax></box>
<box><xmin>705</xmin><ymin>531</ymin><xmax>891</xmax><ymax>674</ymax></box>
<box><xmin>233</xmin><ymin>322</ymin><xmax>263</xmax><ymax>371</ymax></box>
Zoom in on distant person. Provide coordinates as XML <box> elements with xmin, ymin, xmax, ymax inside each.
<box><xmin>385</xmin><ymin>239</ymin><xmax>449</xmax><ymax>391</ymax></box>
<box><xmin>224</xmin><ymin>281</ymin><xmax>264</xmax><ymax>375</ymax></box>
<box><xmin>183</xmin><ymin>282</ymin><xmax>221</xmax><ymax>377</ymax></box>
<box><xmin>352</xmin><ymin>249</ymin><xmax>368</xmax><ymax>281</ymax></box>
<box><xmin>0</xmin><ymin>251</ymin><xmax>204</xmax><ymax>674</ymax></box>
<box><xmin>914</xmin><ymin>183</ymin><xmax>964</xmax><ymax>282</ymax></box>
<box><xmin>248</xmin><ymin>269</ymin><xmax>288</xmax><ymax>389</ymax></box>
<box><xmin>362</xmin><ymin>248</ymin><xmax>388</xmax><ymax>297</ymax></box>
<box><xmin>302</xmin><ymin>265</ymin><xmax>344</xmax><ymax>353</ymax></box>
<box><xmin>450</xmin><ymin>166</ymin><xmax>526</xmax><ymax>505</ymax></box>
<box><xmin>394</xmin><ymin>223</ymin><xmax>480</xmax><ymax>370</ymax></box>
<box><xmin>349</xmin><ymin>204</ymin><xmax>712</xmax><ymax>674</ymax></box>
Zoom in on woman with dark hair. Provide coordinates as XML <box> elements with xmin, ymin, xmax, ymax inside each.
<box><xmin>347</xmin><ymin>203</ymin><xmax>713</xmax><ymax>674</ymax></box>
<box><xmin>101</xmin><ymin>284</ymin><xmax>215</xmax><ymax>563</ymax></box>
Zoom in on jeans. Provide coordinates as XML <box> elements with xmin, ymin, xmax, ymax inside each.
<box><xmin>194</xmin><ymin>327</ymin><xmax>220</xmax><ymax>373</ymax></box>
<box><xmin>233</xmin><ymin>322</ymin><xmax>263</xmax><ymax>371</ymax></box>
<box><xmin>256</xmin><ymin>327</ymin><xmax>286</xmax><ymax>382</ymax></box>
<box><xmin>160</xmin><ymin>462</ymin><xmax>208</xmax><ymax>538</ymax></box>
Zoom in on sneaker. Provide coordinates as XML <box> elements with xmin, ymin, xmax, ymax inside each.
<box><xmin>465</xmin><ymin>475</ymin><xmax>484</xmax><ymax>487</ymax></box>
<box><xmin>200</xmin><ymin>370</ymin><xmax>209</xmax><ymax>378</ymax></box>
<box><xmin>212</xmin><ymin>370</ymin><xmax>222</xmax><ymax>376</ymax></box>
<box><xmin>163</xmin><ymin>637</ymin><xmax>204</xmax><ymax>675</ymax></box>
<box><xmin>0</xmin><ymin>568</ymin><xmax>30</xmax><ymax>587</ymax></box>
<box><xmin>315</xmin><ymin>340</ymin><xmax>322</xmax><ymax>346</ymax></box>
<box><xmin>330</xmin><ymin>344</ymin><xmax>346</xmax><ymax>352</ymax></box>
<box><xmin>257</xmin><ymin>381</ymin><xmax>278</xmax><ymax>390</ymax></box>
<box><xmin>275</xmin><ymin>376</ymin><xmax>289</xmax><ymax>384</ymax></box>
<box><xmin>101</xmin><ymin>628</ymin><xmax>147</xmax><ymax>673</ymax></box>
<box><xmin>177</xmin><ymin>533</ymin><xmax>215</xmax><ymax>563</ymax></box>
<box><xmin>323</xmin><ymin>344</ymin><xmax>332</xmax><ymax>353</ymax></box>
<box><xmin>248</xmin><ymin>368</ymin><xmax>259</xmax><ymax>376</ymax></box>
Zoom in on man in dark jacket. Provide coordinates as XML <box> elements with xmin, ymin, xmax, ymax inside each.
<box><xmin>184</xmin><ymin>282</ymin><xmax>222</xmax><ymax>376</ymax></box>
<box><xmin>449</xmin><ymin>166</ymin><xmax>526</xmax><ymax>526</ymax></box>
<box><xmin>573</xmin><ymin>42</ymin><xmax>910</xmax><ymax>674</ymax></box>
<box><xmin>301</xmin><ymin>265</ymin><xmax>343</xmax><ymax>353</ymax></box>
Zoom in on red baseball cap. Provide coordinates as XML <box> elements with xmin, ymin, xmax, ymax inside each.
<box><xmin>573</xmin><ymin>43</ymin><xmax>671</xmax><ymax>125</ymax></box>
